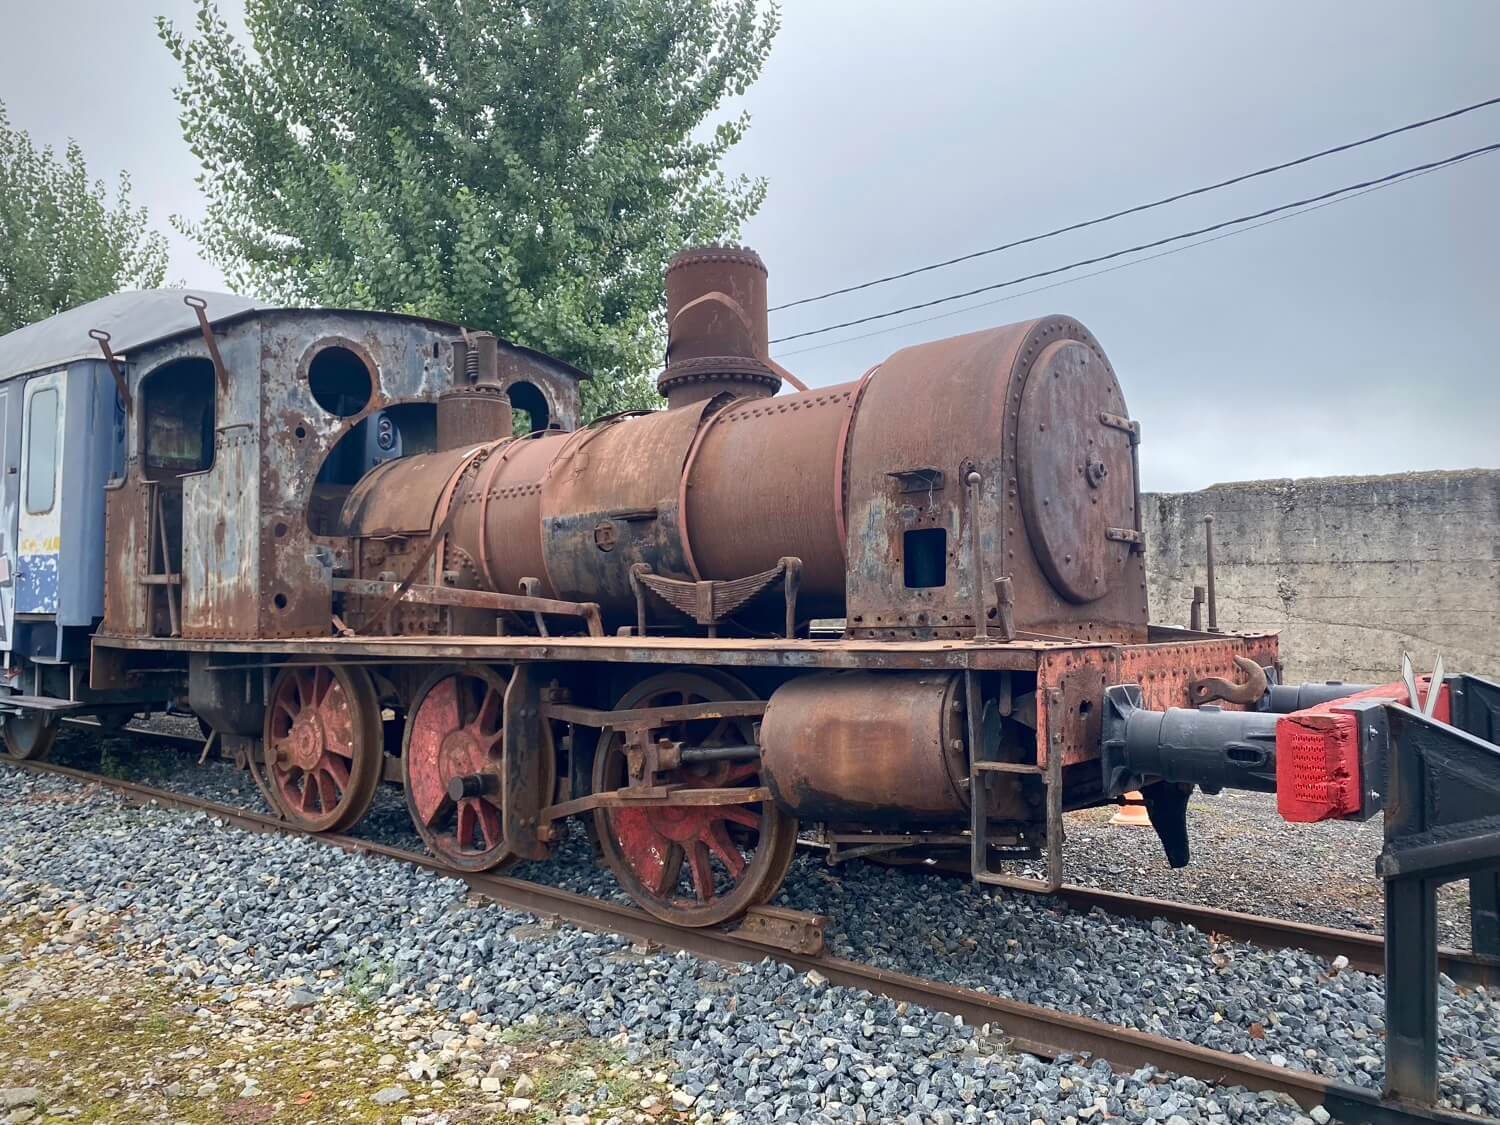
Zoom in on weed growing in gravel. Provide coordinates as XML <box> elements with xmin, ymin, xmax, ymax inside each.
<box><xmin>498</xmin><ymin>1022</ymin><xmax>668</xmax><ymax>1115</ymax></box>
<box><xmin>97</xmin><ymin>743</ymin><xmax>180</xmax><ymax>781</ymax></box>
<box><xmin>344</xmin><ymin>954</ymin><xmax>396</xmax><ymax>1009</ymax></box>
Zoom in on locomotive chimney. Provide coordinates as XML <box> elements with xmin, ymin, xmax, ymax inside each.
<box><xmin>438</xmin><ymin>331</ymin><xmax>512</xmax><ymax>449</ymax></box>
<box><xmin>658</xmin><ymin>245</ymin><xmax>781</xmax><ymax>409</ymax></box>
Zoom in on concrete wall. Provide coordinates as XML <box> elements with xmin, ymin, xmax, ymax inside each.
<box><xmin>1143</xmin><ymin>470</ymin><xmax>1500</xmax><ymax>684</ymax></box>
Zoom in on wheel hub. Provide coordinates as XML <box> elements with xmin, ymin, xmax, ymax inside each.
<box><xmin>643</xmin><ymin>804</ymin><xmax>713</xmax><ymax>843</ymax></box>
<box><xmin>288</xmin><ymin>715</ymin><xmax>324</xmax><ymax>770</ymax></box>
<box><xmin>438</xmin><ymin>729</ymin><xmax>485</xmax><ymax>787</ymax></box>
<box><xmin>625</xmin><ymin>766</ymin><xmax>730</xmax><ymax>845</ymax></box>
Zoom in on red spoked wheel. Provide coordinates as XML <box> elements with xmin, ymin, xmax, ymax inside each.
<box><xmin>402</xmin><ymin>667</ymin><xmax>554</xmax><ymax>872</ymax></box>
<box><xmin>593</xmin><ymin>671</ymin><xmax>797</xmax><ymax>927</ymax></box>
<box><xmin>263</xmin><ymin>664</ymin><xmax>383</xmax><ymax>833</ymax></box>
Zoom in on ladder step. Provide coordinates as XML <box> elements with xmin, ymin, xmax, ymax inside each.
<box><xmin>974</xmin><ymin>760</ymin><xmax>1043</xmax><ymax>775</ymax></box>
<box><xmin>0</xmin><ymin>695</ymin><xmax>89</xmax><ymax>713</ymax></box>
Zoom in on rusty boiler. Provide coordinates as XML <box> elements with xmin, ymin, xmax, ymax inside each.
<box><xmin>337</xmin><ymin>244</ymin><xmax>1147</xmax><ymax>829</ymax></box>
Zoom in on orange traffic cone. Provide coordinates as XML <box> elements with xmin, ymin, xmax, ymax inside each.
<box><xmin>1111</xmin><ymin>790</ymin><xmax>1152</xmax><ymax>827</ymax></box>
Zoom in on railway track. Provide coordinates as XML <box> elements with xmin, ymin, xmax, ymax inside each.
<box><xmin>822</xmin><ymin>846</ymin><xmax>1496</xmax><ymax>989</ymax></box>
<box><xmin>4</xmin><ymin>748</ymin><xmax>1492</xmax><ymax>1125</ymax></box>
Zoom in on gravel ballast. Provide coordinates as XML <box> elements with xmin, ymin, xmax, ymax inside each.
<box><xmin>3</xmin><ymin>765</ymin><xmax>1325</xmax><ymax>1125</ymax></box>
<box><xmin>1024</xmin><ymin>791</ymin><xmax>1473</xmax><ymax>947</ymax></box>
<box><xmin>26</xmin><ymin>731</ymin><xmax>1500</xmax><ymax>1120</ymax></box>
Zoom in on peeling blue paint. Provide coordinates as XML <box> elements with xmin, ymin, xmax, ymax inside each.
<box><xmin>17</xmin><ymin>552</ymin><xmax>59</xmax><ymax>613</ymax></box>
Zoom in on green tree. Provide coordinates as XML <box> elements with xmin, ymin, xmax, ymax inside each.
<box><xmin>0</xmin><ymin>103</ymin><xmax>170</xmax><ymax>336</ymax></box>
<box><xmin>161</xmin><ymin>0</ymin><xmax>779</xmax><ymax>416</ymax></box>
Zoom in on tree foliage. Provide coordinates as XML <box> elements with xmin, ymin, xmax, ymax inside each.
<box><xmin>161</xmin><ymin>0</ymin><xmax>779</xmax><ymax>416</ymax></box>
<box><xmin>0</xmin><ymin>103</ymin><xmax>169</xmax><ymax>336</ymax></box>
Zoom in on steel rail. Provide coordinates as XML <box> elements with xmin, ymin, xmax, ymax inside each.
<box><xmin>807</xmin><ymin>842</ymin><xmax>1498</xmax><ymax>988</ymax></box>
<box><xmin>0</xmin><ymin>757</ymin><xmax>1487</xmax><ymax>1125</ymax></box>
<box><xmin>1024</xmin><ymin>883</ymin><xmax>1498</xmax><ymax>987</ymax></box>
<box><xmin>60</xmin><ymin>719</ymin><xmax>1500</xmax><ymax>987</ymax></box>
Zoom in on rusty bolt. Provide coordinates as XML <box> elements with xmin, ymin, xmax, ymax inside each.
<box><xmin>593</xmin><ymin>521</ymin><xmax>618</xmax><ymax>552</ymax></box>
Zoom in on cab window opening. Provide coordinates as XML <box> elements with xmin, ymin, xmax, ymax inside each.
<box><xmin>508</xmin><ymin>381</ymin><xmax>551</xmax><ymax>435</ymax></box>
<box><xmin>140</xmin><ymin>358</ymin><xmax>216</xmax><ymax>480</ymax></box>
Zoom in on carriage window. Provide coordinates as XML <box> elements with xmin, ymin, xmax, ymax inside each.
<box><xmin>25</xmin><ymin>388</ymin><xmax>59</xmax><ymax>514</ymax></box>
<box><xmin>140</xmin><ymin>358</ymin><xmax>216</xmax><ymax>478</ymax></box>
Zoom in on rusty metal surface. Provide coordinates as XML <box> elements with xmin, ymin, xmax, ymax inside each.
<box><xmin>262</xmin><ymin>662</ymin><xmax>383</xmax><ymax>832</ymax></box>
<box><xmin>590</xmin><ymin>669</ymin><xmax>799</xmax><ymax>926</ymax></box>
<box><xmin>1126</xmin><ymin>631</ymin><xmax>1282</xmax><ymax>712</ymax></box>
<box><xmin>341</xmin><ymin>448</ymin><xmax>469</xmax><ymax>538</ymax></box>
<box><xmin>102</xmin><ymin>306</ymin><xmax>587</xmax><ymax>647</ymax></box>
<box><xmin>539</xmin><ymin>406</ymin><xmax>713</xmax><ymax>616</ymax></box>
<box><xmin>261</xmin><ymin>321</ymin><xmax>443</xmax><ymax>639</ymax></box>
<box><xmin>841</xmin><ymin>318</ymin><xmax>1148</xmax><ymax>642</ymax></box>
<box><xmin>681</xmin><ymin>382</ymin><xmax>855</xmax><ymax>608</ymax></box>
<box><xmin>760</xmin><ymin>671</ymin><xmax>969</xmax><ymax>824</ymax></box>
<box><xmin>333</xmin><ymin>577</ymin><xmax>603</xmax><ymax>637</ymax></box>
<box><xmin>402</xmin><ymin>667</ymin><xmax>539</xmax><ymax>870</ymax></box>
<box><xmin>436</xmin><ymin>329</ymin><xmax>577</xmax><ymax>449</ymax></box>
<box><xmin>182</xmin><ymin>427</ymin><xmax>259</xmax><ymax>638</ymax></box>
<box><xmin>1035</xmin><ymin>633</ymin><xmax>1282</xmax><ymax>767</ymax></box>
<box><xmin>340</xmin><ymin>432</ymin><xmax>576</xmax><ymax>628</ymax></box>
<box><xmin>91</xmin><ymin>628</ymin><xmax>1109</xmax><ymax>673</ymax></box>
<box><xmin>630</xmin><ymin>557</ymin><xmax>799</xmax><ymax>638</ymax></box>
<box><xmin>731</xmin><ymin>904</ymin><xmax>828</xmax><ymax>956</ymax></box>
<box><xmin>458</xmin><ymin>432</ymin><xmax>572</xmax><ymax>600</ymax></box>
<box><xmin>1189</xmin><ymin>654</ymin><xmax>1269</xmax><ymax>706</ymax></box>
<box><xmin>1015</xmin><ymin>339</ymin><xmax>1136</xmax><ymax>604</ymax></box>
<box><xmin>87</xmin><ymin>328</ymin><xmax>134</xmax><ymax>411</ymax></box>
<box><xmin>437</xmin><ymin>384</ymin><xmax>512</xmax><ymax>449</ymax></box>
<box><xmin>659</xmin><ymin>245</ymin><xmax>779</xmax><ymax>408</ymax></box>
<box><xmin>101</xmin><ymin>479</ymin><xmax>146</xmax><ymax>636</ymax></box>
<box><xmin>1035</xmin><ymin>647</ymin><xmax>1113</xmax><ymax>772</ymax></box>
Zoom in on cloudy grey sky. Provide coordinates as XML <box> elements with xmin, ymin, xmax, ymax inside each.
<box><xmin>2</xmin><ymin>0</ymin><xmax>1495</xmax><ymax>491</ymax></box>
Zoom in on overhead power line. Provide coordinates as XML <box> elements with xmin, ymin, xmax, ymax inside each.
<box><xmin>769</xmin><ymin>93</ymin><xmax>1500</xmax><ymax>313</ymax></box>
<box><xmin>772</xmin><ymin>148</ymin><xmax>1491</xmax><ymax>360</ymax></box>
<box><xmin>768</xmin><ymin>141</ymin><xmax>1500</xmax><ymax>346</ymax></box>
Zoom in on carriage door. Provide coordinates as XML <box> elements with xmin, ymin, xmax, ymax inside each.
<box><xmin>16</xmin><ymin>372</ymin><xmax>65</xmax><ymax>615</ymax></box>
<box><xmin>0</xmin><ymin>381</ymin><xmax>23</xmax><ymax>645</ymax></box>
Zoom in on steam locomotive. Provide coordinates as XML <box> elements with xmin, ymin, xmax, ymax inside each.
<box><xmin>0</xmin><ymin>247</ymin><xmax>1420</xmax><ymax>927</ymax></box>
